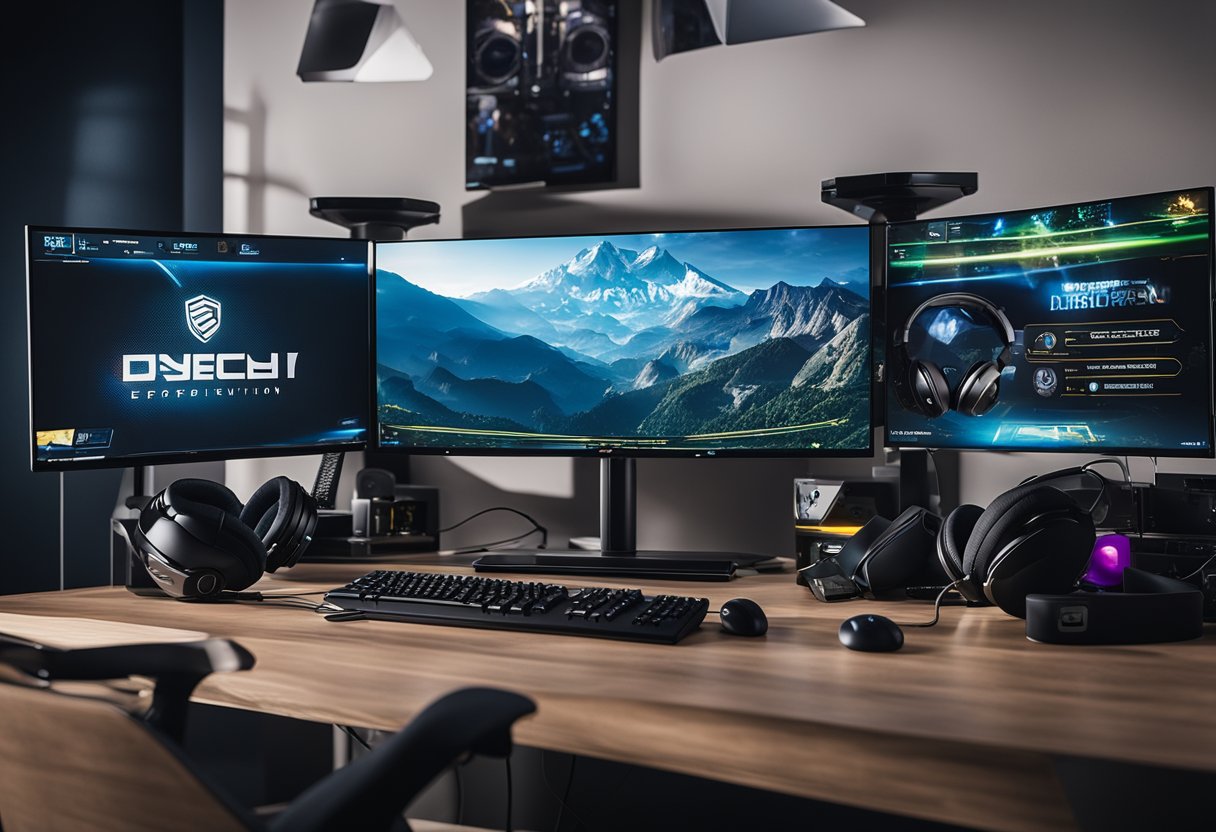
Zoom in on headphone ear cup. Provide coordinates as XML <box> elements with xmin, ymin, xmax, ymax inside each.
<box><xmin>953</xmin><ymin>361</ymin><xmax>1002</xmax><ymax>416</ymax></box>
<box><xmin>164</xmin><ymin>478</ymin><xmax>243</xmax><ymax>524</ymax></box>
<box><xmin>240</xmin><ymin>478</ymin><xmax>288</xmax><ymax>541</ymax></box>
<box><xmin>965</xmin><ymin>486</ymin><xmax>1092</xmax><ymax>617</ymax></box>
<box><xmin>160</xmin><ymin>479</ymin><xmax>267</xmax><ymax>592</ymax></box>
<box><xmin>908</xmin><ymin>360</ymin><xmax>950</xmax><ymax>417</ymax></box>
<box><xmin>240</xmin><ymin>477</ymin><xmax>318</xmax><ymax>571</ymax></box>
<box><xmin>938</xmin><ymin>503</ymin><xmax>982</xmax><ymax>587</ymax></box>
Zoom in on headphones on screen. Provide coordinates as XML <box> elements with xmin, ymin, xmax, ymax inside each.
<box><xmin>133</xmin><ymin>477</ymin><xmax>318</xmax><ymax>599</ymax></box>
<box><xmin>937</xmin><ymin>467</ymin><xmax>1103</xmax><ymax>618</ymax></box>
<box><xmin>892</xmin><ymin>292</ymin><xmax>1015</xmax><ymax>418</ymax></box>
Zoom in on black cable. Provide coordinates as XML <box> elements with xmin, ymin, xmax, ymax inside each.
<box><xmin>896</xmin><ymin>580</ymin><xmax>964</xmax><ymax>628</ymax></box>
<box><xmin>256</xmin><ymin>591</ymin><xmax>330</xmax><ymax>598</ymax></box>
<box><xmin>926</xmin><ymin>447</ymin><xmax>941</xmax><ymax>506</ymax></box>
<box><xmin>450</xmin><ymin>526</ymin><xmax>548</xmax><ymax>555</ymax></box>
<box><xmin>440</xmin><ymin>506</ymin><xmax>549</xmax><ymax>550</ymax></box>
<box><xmin>556</xmin><ymin>755</ymin><xmax>577</xmax><ymax>832</ymax></box>
<box><xmin>228</xmin><ymin>597</ymin><xmax>343</xmax><ymax>616</ymax></box>
<box><xmin>540</xmin><ymin>752</ymin><xmax>587</xmax><ymax>832</ymax></box>
<box><xmin>441</xmin><ymin>506</ymin><xmax>545</xmax><ymax>536</ymax></box>
<box><xmin>1181</xmin><ymin>551</ymin><xmax>1216</xmax><ymax>581</ymax></box>
<box><xmin>505</xmin><ymin>755</ymin><xmax>514</xmax><ymax>832</ymax></box>
<box><xmin>454</xmin><ymin>760</ymin><xmax>464</xmax><ymax>826</ymax></box>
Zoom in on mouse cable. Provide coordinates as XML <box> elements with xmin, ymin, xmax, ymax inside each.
<box><xmin>896</xmin><ymin>579</ymin><xmax>965</xmax><ymax>628</ymax></box>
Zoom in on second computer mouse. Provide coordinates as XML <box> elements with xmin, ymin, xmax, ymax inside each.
<box><xmin>838</xmin><ymin>614</ymin><xmax>904</xmax><ymax>652</ymax></box>
<box><xmin>720</xmin><ymin>598</ymin><xmax>768</xmax><ymax>637</ymax></box>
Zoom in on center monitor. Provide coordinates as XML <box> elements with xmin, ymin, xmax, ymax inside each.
<box><xmin>885</xmin><ymin>187</ymin><xmax>1214</xmax><ymax>455</ymax></box>
<box><xmin>374</xmin><ymin>225</ymin><xmax>873</xmax><ymax>457</ymax></box>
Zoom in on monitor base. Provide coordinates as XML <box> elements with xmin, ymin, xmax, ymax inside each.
<box><xmin>472</xmin><ymin>550</ymin><xmax>773</xmax><ymax>581</ymax></box>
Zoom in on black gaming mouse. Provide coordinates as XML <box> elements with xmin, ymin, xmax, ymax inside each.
<box><xmin>720</xmin><ymin>598</ymin><xmax>768</xmax><ymax>637</ymax></box>
<box><xmin>838</xmin><ymin>614</ymin><xmax>904</xmax><ymax>652</ymax></box>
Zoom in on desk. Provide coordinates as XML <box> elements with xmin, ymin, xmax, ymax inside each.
<box><xmin>2</xmin><ymin>558</ymin><xmax>1213</xmax><ymax>832</ymax></box>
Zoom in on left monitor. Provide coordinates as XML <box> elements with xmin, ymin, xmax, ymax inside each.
<box><xmin>27</xmin><ymin>227</ymin><xmax>373</xmax><ymax>471</ymax></box>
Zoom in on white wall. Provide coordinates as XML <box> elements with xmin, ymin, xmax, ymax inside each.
<box><xmin>223</xmin><ymin>0</ymin><xmax>1216</xmax><ymax>548</ymax></box>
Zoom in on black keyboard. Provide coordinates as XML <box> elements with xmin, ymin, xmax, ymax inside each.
<box><xmin>324</xmin><ymin>570</ymin><xmax>710</xmax><ymax>644</ymax></box>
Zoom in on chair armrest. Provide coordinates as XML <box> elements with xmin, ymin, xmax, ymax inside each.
<box><xmin>270</xmin><ymin>687</ymin><xmax>536</xmax><ymax>832</ymax></box>
<box><xmin>0</xmin><ymin>639</ymin><xmax>254</xmax><ymax>742</ymax></box>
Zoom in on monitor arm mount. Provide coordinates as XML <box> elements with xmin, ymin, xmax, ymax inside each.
<box><xmin>821</xmin><ymin>172</ymin><xmax>978</xmax><ymax>513</ymax></box>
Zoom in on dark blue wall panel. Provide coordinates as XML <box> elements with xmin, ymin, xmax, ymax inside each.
<box><xmin>0</xmin><ymin>0</ymin><xmax>223</xmax><ymax>594</ymax></box>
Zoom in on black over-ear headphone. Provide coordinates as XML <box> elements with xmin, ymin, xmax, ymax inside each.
<box><xmin>937</xmin><ymin>472</ymin><xmax>1097</xmax><ymax>618</ymax></box>
<box><xmin>133</xmin><ymin>477</ymin><xmax>318</xmax><ymax>599</ymax></box>
<box><xmin>891</xmin><ymin>292</ymin><xmax>1015</xmax><ymax>418</ymax></box>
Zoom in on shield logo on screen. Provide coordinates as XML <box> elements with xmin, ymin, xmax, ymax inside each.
<box><xmin>185</xmin><ymin>294</ymin><xmax>221</xmax><ymax>343</ymax></box>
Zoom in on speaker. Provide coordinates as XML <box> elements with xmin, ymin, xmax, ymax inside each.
<box><xmin>1026</xmin><ymin>568</ymin><xmax>1203</xmax><ymax>644</ymax></box>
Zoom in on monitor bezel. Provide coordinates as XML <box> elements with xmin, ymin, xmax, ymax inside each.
<box><xmin>882</xmin><ymin>186</ymin><xmax>1216</xmax><ymax>458</ymax></box>
<box><xmin>373</xmin><ymin>222</ymin><xmax>876</xmax><ymax>459</ymax></box>
<box><xmin>26</xmin><ymin>225</ymin><xmax>375</xmax><ymax>473</ymax></box>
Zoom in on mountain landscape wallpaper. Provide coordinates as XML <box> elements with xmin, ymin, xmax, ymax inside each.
<box><xmin>375</xmin><ymin>227</ymin><xmax>871</xmax><ymax>453</ymax></box>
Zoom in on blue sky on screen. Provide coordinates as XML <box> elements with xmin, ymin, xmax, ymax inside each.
<box><xmin>376</xmin><ymin>226</ymin><xmax>868</xmax><ymax>296</ymax></box>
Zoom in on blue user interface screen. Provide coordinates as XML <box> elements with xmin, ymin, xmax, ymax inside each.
<box><xmin>885</xmin><ymin>188</ymin><xmax>1214</xmax><ymax>455</ymax></box>
<box><xmin>28</xmin><ymin>229</ymin><xmax>371</xmax><ymax>469</ymax></box>
<box><xmin>375</xmin><ymin>226</ymin><xmax>872</xmax><ymax>455</ymax></box>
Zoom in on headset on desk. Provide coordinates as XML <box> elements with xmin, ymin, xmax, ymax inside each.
<box><xmin>132</xmin><ymin>477</ymin><xmax>317</xmax><ymax>599</ymax></box>
<box><xmin>808</xmin><ymin>459</ymin><xmax>1205</xmax><ymax>646</ymax></box>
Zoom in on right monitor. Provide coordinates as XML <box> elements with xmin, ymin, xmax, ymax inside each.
<box><xmin>886</xmin><ymin>187</ymin><xmax>1214</xmax><ymax>456</ymax></box>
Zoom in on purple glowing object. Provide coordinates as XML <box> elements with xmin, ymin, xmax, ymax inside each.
<box><xmin>1084</xmin><ymin>533</ymin><xmax>1131</xmax><ymax>587</ymax></box>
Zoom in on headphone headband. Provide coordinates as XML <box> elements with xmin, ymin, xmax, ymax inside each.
<box><xmin>895</xmin><ymin>292</ymin><xmax>1016</xmax><ymax>349</ymax></box>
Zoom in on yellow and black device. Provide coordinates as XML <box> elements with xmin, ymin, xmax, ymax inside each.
<box><xmin>794</xmin><ymin>478</ymin><xmax>897</xmax><ymax>586</ymax></box>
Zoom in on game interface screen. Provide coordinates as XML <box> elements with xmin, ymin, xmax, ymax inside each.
<box><xmin>886</xmin><ymin>188</ymin><xmax>1214</xmax><ymax>455</ymax></box>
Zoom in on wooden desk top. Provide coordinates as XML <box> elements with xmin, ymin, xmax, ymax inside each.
<box><xmin>3</xmin><ymin>557</ymin><xmax>1213</xmax><ymax>832</ymax></box>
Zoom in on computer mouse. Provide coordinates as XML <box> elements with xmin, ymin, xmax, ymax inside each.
<box><xmin>838</xmin><ymin>614</ymin><xmax>904</xmax><ymax>652</ymax></box>
<box><xmin>720</xmin><ymin>598</ymin><xmax>768</xmax><ymax>637</ymax></box>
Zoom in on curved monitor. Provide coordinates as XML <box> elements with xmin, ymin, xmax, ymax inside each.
<box><xmin>885</xmin><ymin>187</ymin><xmax>1214</xmax><ymax>456</ymax></box>
<box><xmin>375</xmin><ymin>226</ymin><xmax>872</xmax><ymax>456</ymax></box>
<box><xmin>27</xmin><ymin>228</ymin><xmax>372</xmax><ymax>470</ymax></box>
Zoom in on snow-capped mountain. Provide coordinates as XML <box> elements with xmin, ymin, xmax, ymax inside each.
<box><xmin>470</xmin><ymin>241</ymin><xmax>747</xmax><ymax>340</ymax></box>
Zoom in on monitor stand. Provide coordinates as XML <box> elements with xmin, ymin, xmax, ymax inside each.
<box><xmin>471</xmin><ymin>459</ymin><xmax>773</xmax><ymax>581</ymax></box>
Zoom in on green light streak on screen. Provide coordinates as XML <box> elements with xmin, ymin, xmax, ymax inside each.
<box><xmin>889</xmin><ymin>233</ymin><xmax>1210</xmax><ymax>268</ymax></box>
<box><xmin>889</xmin><ymin>214</ymin><xmax>1208</xmax><ymax>248</ymax></box>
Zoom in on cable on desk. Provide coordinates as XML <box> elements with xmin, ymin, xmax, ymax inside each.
<box><xmin>454</xmin><ymin>759</ymin><xmax>464</xmax><ymax>826</ymax></box>
<box><xmin>896</xmin><ymin>580</ymin><xmax>964</xmax><ymax>629</ymax></box>
<box><xmin>207</xmin><ymin>590</ymin><xmax>343</xmax><ymax>615</ymax></box>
